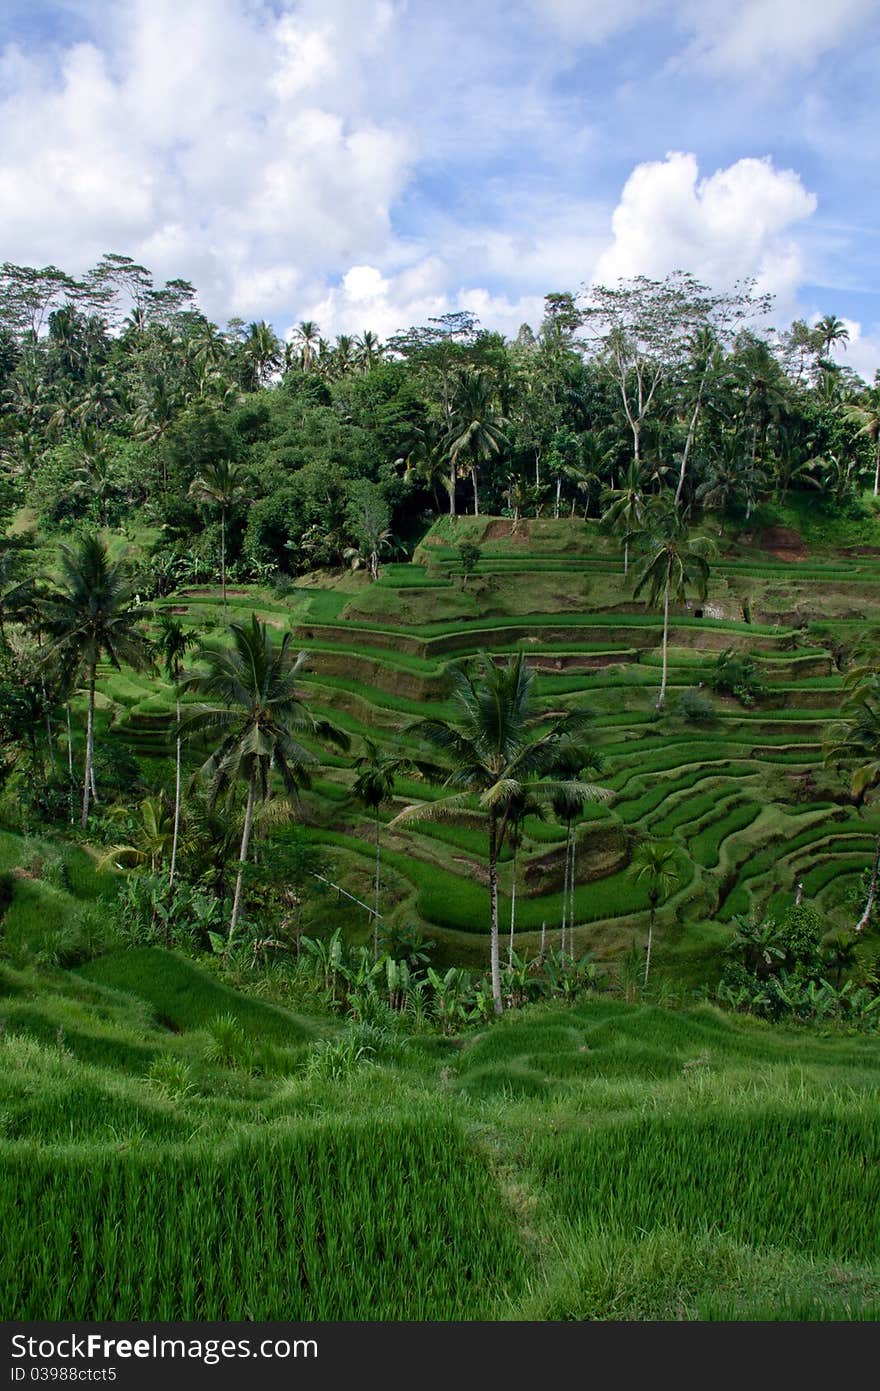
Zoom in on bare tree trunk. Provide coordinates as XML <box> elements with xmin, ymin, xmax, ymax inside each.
<box><xmin>508</xmin><ymin>843</ymin><xmax>517</xmax><ymax>969</ymax></box>
<box><xmin>554</xmin><ymin>476</ymin><xmax>561</xmax><ymax>520</ymax></box>
<box><xmin>540</xmin><ymin>920</ymin><xmax>546</xmax><ymax>957</ymax></box>
<box><xmin>169</xmin><ymin>696</ymin><xmax>182</xmax><ymax>889</ymax></box>
<box><xmin>874</xmin><ymin>440</ymin><xmax>880</xmax><ymax>498</ymax></box>
<box><xmin>624</xmin><ymin>538</ymin><xmax>629</xmax><ymax>578</ymax></box>
<box><xmin>569</xmin><ymin>831</ymin><xmax>576</xmax><ymax>955</ymax></box>
<box><xmin>449</xmin><ymin>457</ymin><xmax>457</xmax><ymax>517</ymax></box>
<box><xmin>644</xmin><ymin>902</ymin><xmax>656</xmax><ymax>986</ymax></box>
<box><xmin>66</xmin><ymin>703</ymin><xmax>75</xmax><ymax>822</ymax></box>
<box><xmin>488</xmin><ymin>810</ymin><xmax>502</xmax><ymax>1014</ymax></box>
<box><xmin>370</xmin><ymin>548</ymin><xmax>379</xmax><ymax>582</ymax></box>
<box><xmin>657</xmin><ymin>583</ymin><xmax>671</xmax><ymax>711</ymax></box>
<box><xmin>373</xmin><ymin>811</ymin><xmax>381</xmax><ymax>960</ymax></box>
<box><xmin>221</xmin><ymin>509</ymin><xmax>227</xmax><ymax>608</ymax></box>
<box><xmin>472</xmin><ymin>467</ymin><xmax>479</xmax><ymax>516</ymax></box>
<box><xmin>81</xmin><ymin>671</ymin><xmax>96</xmax><ymax>829</ymax></box>
<box><xmin>856</xmin><ymin>833</ymin><xmax>880</xmax><ymax>933</ymax></box>
<box><xmin>229</xmin><ymin>775</ymin><xmax>256</xmax><ymax>939</ymax></box>
<box><xmin>675</xmin><ymin>388</ymin><xmax>704</xmax><ymax>507</ymax></box>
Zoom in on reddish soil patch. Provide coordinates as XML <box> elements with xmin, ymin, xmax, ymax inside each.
<box><xmin>760</xmin><ymin>526</ymin><xmax>807</xmax><ymax>562</ymax></box>
<box><xmin>481</xmin><ymin>519</ymin><xmax>532</xmax><ymax>544</ymax></box>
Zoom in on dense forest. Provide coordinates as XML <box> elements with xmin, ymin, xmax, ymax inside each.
<box><xmin>1</xmin><ymin>254</ymin><xmax>877</xmax><ymax>588</ymax></box>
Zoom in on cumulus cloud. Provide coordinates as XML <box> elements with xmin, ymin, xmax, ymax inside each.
<box><xmin>293</xmin><ymin>257</ymin><xmax>546</xmax><ymax>343</ymax></box>
<box><xmin>593</xmin><ymin>152</ymin><xmax>817</xmax><ymax>308</ymax></box>
<box><xmin>0</xmin><ymin>0</ymin><xmax>414</xmax><ymax>320</ymax></box>
<box><xmin>528</xmin><ymin>0</ymin><xmax>662</xmax><ymax>44</ymax></box>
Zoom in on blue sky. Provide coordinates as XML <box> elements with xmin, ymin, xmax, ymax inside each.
<box><xmin>1</xmin><ymin>0</ymin><xmax>878</xmax><ymax>375</ymax></box>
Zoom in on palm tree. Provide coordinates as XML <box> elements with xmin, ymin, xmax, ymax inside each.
<box><xmin>42</xmin><ymin>535</ymin><xmax>153</xmax><ymax>827</ymax></box>
<box><xmin>391</xmin><ymin>653</ymin><xmax>611</xmax><ymax>1014</ymax></box>
<box><xmin>243</xmin><ymin>320</ymin><xmax>282</xmax><ymax>388</ymax></box>
<box><xmin>628</xmin><ymin>839</ymin><xmax>681</xmax><ymax>985</ymax></box>
<box><xmin>97</xmin><ymin>794</ymin><xmax>174</xmax><ymax>874</ymax></box>
<box><xmin>815</xmin><ymin>314</ymin><xmax>849</xmax><ymax>359</ymax></box>
<box><xmin>352</xmin><ymin>738</ymin><xmax>410</xmax><ymax>958</ymax></box>
<box><xmin>601</xmin><ymin>461</ymin><xmax>646</xmax><ymax>576</ymax></box>
<box><xmin>843</xmin><ymin>386</ymin><xmax>880</xmax><ymax>496</ymax></box>
<box><xmin>290</xmin><ymin>321</ymin><xmax>320</xmax><ymax>373</ymax></box>
<box><xmin>630</xmin><ymin>503</ymin><xmax>714</xmax><ymax>712</ymax></box>
<box><xmin>445</xmin><ymin>370</ymin><xmax>507</xmax><ymax>517</ymax></box>
<box><xmin>188</xmin><ymin>460</ymin><xmax>248</xmax><ymax>607</ymax></box>
<box><xmin>180</xmin><ymin>615</ymin><xmax>349</xmax><ymax>938</ymax></box>
<box><xmin>552</xmin><ymin>784</ymin><xmax>584</xmax><ymax>963</ymax></box>
<box><xmin>157</xmin><ymin>613</ymin><xmax>195</xmax><ymax>889</ymax></box>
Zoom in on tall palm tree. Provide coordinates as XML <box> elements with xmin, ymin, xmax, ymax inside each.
<box><xmin>243</xmin><ymin>320</ymin><xmax>282</xmax><ymax>389</ymax></box>
<box><xmin>843</xmin><ymin>386</ymin><xmax>880</xmax><ymax>496</ymax></box>
<box><xmin>290</xmin><ymin>320</ymin><xmax>320</xmax><ymax>373</ymax></box>
<box><xmin>630</xmin><ymin>502</ymin><xmax>714</xmax><ymax>712</ymax></box>
<box><xmin>352</xmin><ymin>738</ymin><xmax>410</xmax><ymax>958</ymax></box>
<box><xmin>391</xmin><ymin>653</ymin><xmax>611</xmax><ymax>1014</ymax></box>
<box><xmin>157</xmin><ymin>613</ymin><xmax>195</xmax><ymax>889</ymax></box>
<box><xmin>601</xmin><ymin>461</ymin><xmax>646</xmax><ymax>576</ymax></box>
<box><xmin>628</xmin><ymin>839</ymin><xmax>681</xmax><ymax>985</ymax></box>
<box><xmin>42</xmin><ymin>535</ymin><xmax>153</xmax><ymax>827</ymax></box>
<box><xmin>815</xmin><ymin>314</ymin><xmax>849</xmax><ymax>359</ymax></box>
<box><xmin>188</xmin><ymin>460</ymin><xmax>248</xmax><ymax>607</ymax></box>
<box><xmin>445</xmin><ymin>370</ymin><xmax>508</xmax><ymax>517</ymax></box>
<box><xmin>181</xmin><ymin>615</ymin><xmax>349</xmax><ymax>938</ymax></box>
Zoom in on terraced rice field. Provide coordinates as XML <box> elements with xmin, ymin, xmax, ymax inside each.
<box><xmin>94</xmin><ymin>515</ymin><xmax>880</xmax><ymax>971</ymax></box>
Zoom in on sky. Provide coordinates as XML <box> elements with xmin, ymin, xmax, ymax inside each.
<box><xmin>1</xmin><ymin>0</ymin><xmax>879</xmax><ymax>376</ymax></box>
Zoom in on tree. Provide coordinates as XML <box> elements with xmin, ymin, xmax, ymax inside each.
<box><xmin>628</xmin><ymin>839</ymin><xmax>681</xmax><ymax>985</ymax></box>
<box><xmin>188</xmin><ymin>459</ymin><xmax>248</xmax><ymax>606</ymax></box>
<box><xmin>391</xmin><ymin>653</ymin><xmax>611</xmax><ymax>1014</ymax></box>
<box><xmin>444</xmin><ymin>369</ymin><xmax>507</xmax><ymax>517</ymax></box>
<box><xmin>352</xmin><ymin>738</ymin><xmax>410</xmax><ymax>959</ymax></box>
<box><xmin>630</xmin><ymin>502</ymin><xmax>714</xmax><ymax>711</ymax></box>
<box><xmin>42</xmin><ymin>535</ymin><xmax>153</xmax><ymax>827</ymax></box>
<box><xmin>815</xmin><ymin>314</ymin><xmax>849</xmax><ymax>360</ymax></box>
<box><xmin>344</xmin><ymin>483</ymin><xmax>394</xmax><ymax>582</ymax></box>
<box><xmin>843</xmin><ymin>384</ymin><xmax>880</xmax><ymax>496</ymax></box>
<box><xmin>456</xmin><ymin>541</ymin><xmax>482</xmax><ymax>589</ymax></box>
<box><xmin>157</xmin><ymin>613</ymin><xmax>195</xmax><ymax>889</ymax></box>
<box><xmin>601</xmin><ymin>461</ymin><xmax>646</xmax><ymax>576</ymax></box>
<box><xmin>579</xmin><ymin>273</ymin><xmax>769</xmax><ymax>472</ymax></box>
<box><xmin>180</xmin><ymin>615</ymin><xmax>349</xmax><ymax>938</ymax></box>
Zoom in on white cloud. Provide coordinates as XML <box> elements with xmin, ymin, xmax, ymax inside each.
<box><xmin>0</xmin><ymin>0</ymin><xmax>414</xmax><ymax>320</ymax></box>
<box><xmin>676</xmin><ymin>0</ymin><xmax>876</xmax><ymax>74</ymax></box>
<box><xmin>528</xmin><ymin>0</ymin><xmax>662</xmax><ymax>44</ymax></box>
<box><xmin>593</xmin><ymin>152</ymin><xmax>817</xmax><ymax>307</ymax></box>
<box><xmin>294</xmin><ymin>256</ymin><xmax>546</xmax><ymax>343</ymax></box>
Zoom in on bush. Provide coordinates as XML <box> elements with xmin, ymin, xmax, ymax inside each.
<box><xmin>679</xmin><ymin>689</ymin><xmax>717</xmax><ymax>724</ymax></box>
<box><xmin>709</xmin><ymin>648</ymin><xmax>766</xmax><ymax>706</ymax></box>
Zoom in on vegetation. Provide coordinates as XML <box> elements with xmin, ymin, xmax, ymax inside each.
<box><xmin>2</xmin><ymin>254</ymin><xmax>880</xmax><ymax>1321</ymax></box>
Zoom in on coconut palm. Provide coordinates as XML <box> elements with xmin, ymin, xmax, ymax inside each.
<box><xmin>97</xmin><ymin>794</ymin><xmax>175</xmax><ymax>874</ymax></box>
<box><xmin>445</xmin><ymin>369</ymin><xmax>508</xmax><ymax>517</ymax></box>
<box><xmin>352</xmin><ymin>738</ymin><xmax>410</xmax><ymax>958</ymax></box>
<box><xmin>843</xmin><ymin>386</ymin><xmax>880</xmax><ymax>496</ymax></box>
<box><xmin>157</xmin><ymin>613</ymin><xmax>195</xmax><ymax>888</ymax></box>
<box><xmin>42</xmin><ymin>535</ymin><xmax>153</xmax><ymax>827</ymax></box>
<box><xmin>188</xmin><ymin>460</ymin><xmax>249</xmax><ymax>607</ymax></box>
<box><xmin>629</xmin><ymin>502</ymin><xmax>714</xmax><ymax>711</ymax></box>
<box><xmin>815</xmin><ymin>314</ymin><xmax>849</xmax><ymax>359</ymax></box>
<box><xmin>601</xmin><ymin>461</ymin><xmax>646</xmax><ymax>576</ymax></box>
<box><xmin>391</xmin><ymin>652</ymin><xmax>611</xmax><ymax>1014</ymax></box>
<box><xmin>628</xmin><ymin>839</ymin><xmax>681</xmax><ymax>985</ymax></box>
<box><xmin>180</xmin><ymin>615</ymin><xmax>349</xmax><ymax>938</ymax></box>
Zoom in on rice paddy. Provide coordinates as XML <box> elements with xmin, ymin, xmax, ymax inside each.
<box><xmin>5</xmin><ymin>514</ymin><xmax>880</xmax><ymax>1322</ymax></box>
